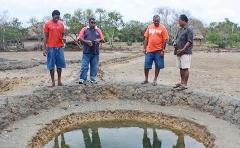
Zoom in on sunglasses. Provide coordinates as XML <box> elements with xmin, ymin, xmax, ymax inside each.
<box><xmin>53</xmin><ymin>16</ymin><xmax>60</xmax><ymax>20</ymax></box>
<box><xmin>90</xmin><ymin>21</ymin><xmax>96</xmax><ymax>24</ymax></box>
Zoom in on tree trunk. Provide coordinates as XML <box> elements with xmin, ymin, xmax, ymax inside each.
<box><xmin>110</xmin><ymin>31</ymin><xmax>115</xmax><ymax>48</ymax></box>
<box><xmin>2</xmin><ymin>27</ymin><xmax>6</xmax><ymax>51</ymax></box>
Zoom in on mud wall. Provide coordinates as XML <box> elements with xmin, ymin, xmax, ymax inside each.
<box><xmin>0</xmin><ymin>83</ymin><xmax>239</xmax><ymax>132</ymax></box>
<box><xmin>30</xmin><ymin>110</ymin><xmax>214</xmax><ymax>148</ymax></box>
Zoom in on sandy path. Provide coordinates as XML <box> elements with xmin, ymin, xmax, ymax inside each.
<box><xmin>103</xmin><ymin>52</ymin><xmax>240</xmax><ymax>97</ymax></box>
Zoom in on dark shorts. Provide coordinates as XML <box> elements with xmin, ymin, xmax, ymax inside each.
<box><xmin>47</xmin><ymin>47</ymin><xmax>66</xmax><ymax>70</ymax></box>
<box><xmin>144</xmin><ymin>51</ymin><xmax>164</xmax><ymax>69</ymax></box>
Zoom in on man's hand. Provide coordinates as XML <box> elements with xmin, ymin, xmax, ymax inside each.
<box><xmin>85</xmin><ymin>40</ymin><xmax>93</xmax><ymax>46</ymax></box>
<box><xmin>43</xmin><ymin>33</ymin><xmax>48</xmax><ymax>57</ymax></box>
<box><xmin>94</xmin><ymin>39</ymin><xmax>102</xmax><ymax>44</ymax></box>
<box><xmin>160</xmin><ymin>50</ymin><xmax>164</xmax><ymax>56</ymax></box>
<box><xmin>173</xmin><ymin>43</ymin><xmax>177</xmax><ymax>49</ymax></box>
<box><xmin>63</xmin><ymin>38</ymin><xmax>66</xmax><ymax>48</ymax></box>
<box><xmin>176</xmin><ymin>48</ymin><xmax>185</xmax><ymax>56</ymax></box>
<box><xmin>177</xmin><ymin>42</ymin><xmax>191</xmax><ymax>56</ymax></box>
<box><xmin>143</xmin><ymin>38</ymin><xmax>148</xmax><ymax>53</ymax></box>
<box><xmin>143</xmin><ymin>48</ymin><xmax>147</xmax><ymax>54</ymax></box>
<box><xmin>43</xmin><ymin>48</ymin><xmax>47</xmax><ymax>57</ymax></box>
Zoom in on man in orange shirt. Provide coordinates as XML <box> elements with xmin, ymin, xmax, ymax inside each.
<box><xmin>143</xmin><ymin>15</ymin><xmax>169</xmax><ymax>86</ymax></box>
<box><xmin>43</xmin><ymin>10</ymin><xmax>66</xmax><ymax>87</ymax></box>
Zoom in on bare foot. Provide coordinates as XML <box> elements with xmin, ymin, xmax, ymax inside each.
<box><xmin>152</xmin><ymin>80</ymin><xmax>157</xmax><ymax>86</ymax></box>
<box><xmin>173</xmin><ymin>83</ymin><xmax>182</xmax><ymax>88</ymax></box>
<box><xmin>58</xmin><ymin>81</ymin><xmax>63</xmax><ymax>86</ymax></box>
<box><xmin>48</xmin><ymin>82</ymin><xmax>55</xmax><ymax>87</ymax></box>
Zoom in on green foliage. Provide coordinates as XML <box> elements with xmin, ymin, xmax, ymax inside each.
<box><xmin>0</xmin><ymin>16</ymin><xmax>26</xmax><ymax>50</ymax></box>
<box><xmin>62</xmin><ymin>9</ymin><xmax>95</xmax><ymax>35</ymax></box>
<box><xmin>119</xmin><ymin>20</ymin><xmax>146</xmax><ymax>43</ymax></box>
<box><xmin>2</xmin><ymin>18</ymin><xmax>26</xmax><ymax>40</ymax></box>
<box><xmin>206</xmin><ymin>32</ymin><xmax>225</xmax><ymax>48</ymax></box>
<box><xmin>206</xmin><ymin>18</ymin><xmax>240</xmax><ymax>48</ymax></box>
<box><xmin>2</xmin><ymin>7</ymin><xmax>240</xmax><ymax>51</ymax></box>
<box><xmin>101</xmin><ymin>11</ymin><xmax>124</xmax><ymax>46</ymax></box>
<box><xmin>28</xmin><ymin>17</ymin><xmax>44</xmax><ymax>40</ymax></box>
<box><xmin>61</xmin><ymin>9</ymin><xmax>126</xmax><ymax>48</ymax></box>
<box><xmin>62</xmin><ymin>9</ymin><xmax>124</xmax><ymax>48</ymax></box>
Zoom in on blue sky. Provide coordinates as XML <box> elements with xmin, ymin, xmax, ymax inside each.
<box><xmin>0</xmin><ymin>0</ymin><xmax>239</xmax><ymax>26</ymax></box>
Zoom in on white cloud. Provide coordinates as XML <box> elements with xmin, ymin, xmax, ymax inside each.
<box><xmin>0</xmin><ymin>0</ymin><xmax>239</xmax><ymax>26</ymax></box>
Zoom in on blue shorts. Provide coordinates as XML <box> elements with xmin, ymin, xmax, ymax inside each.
<box><xmin>47</xmin><ymin>47</ymin><xmax>66</xmax><ymax>70</ymax></box>
<box><xmin>144</xmin><ymin>51</ymin><xmax>164</xmax><ymax>69</ymax></box>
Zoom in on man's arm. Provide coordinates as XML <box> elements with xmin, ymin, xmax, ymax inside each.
<box><xmin>177</xmin><ymin>28</ymin><xmax>193</xmax><ymax>55</ymax></box>
<box><xmin>162</xmin><ymin>26</ymin><xmax>169</xmax><ymax>51</ymax></box>
<box><xmin>176</xmin><ymin>42</ymin><xmax>191</xmax><ymax>55</ymax></box>
<box><xmin>95</xmin><ymin>28</ymin><xmax>104</xmax><ymax>43</ymax></box>
<box><xmin>144</xmin><ymin>38</ymin><xmax>148</xmax><ymax>53</ymax></box>
<box><xmin>79</xmin><ymin>38</ymin><xmax>93</xmax><ymax>47</ymax></box>
<box><xmin>161</xmin><ymin>26</ymin><xmax>169</xmax><ymax>55</ymax></box>
<box><xmin>159</xmin><ymin>39</ymin><xmax>168</xmax><ymax>56</ymax></box>
<box><xmin>163</xmin><ymin>40</ymin><xmax>168</xmax><ymax>51</ymax></box>
<box><xmin>173</xmin><ymin>29</ymin><xmax>180</xmax><ymax>49</ymax></box>
<box><xmin>43</xmin><ymin>32</ymin><xmax>48</xmax><ymax>56</ymax></box>
<box><xmin>143</xmin><ymin>26</ymin><xmax>149</xmax><ymax>53</ymax></box>
<box><xmin>62</xmin><ymin>33</ymin><xmax>66</xmax><ymax>48</ymax></box>
<box><xmin>77</xmin><ymin>28</ymin><xmax>93</xmax><ymax>46</ymax></box>
<box><xmin>78</xmin><ymin>37</ymin><xmax>91</xmax><ymax>43</ymax></box>
<box><xmin>42</xmin><ymin>22</ymin><xmax>49</xmax><ymax>56</ymax></box>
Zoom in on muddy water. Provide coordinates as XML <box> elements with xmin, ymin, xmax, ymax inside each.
<box><xmin>44</xmin><ymin>121</ymin><xmax>205</xmax><ymax>148</ymax></box>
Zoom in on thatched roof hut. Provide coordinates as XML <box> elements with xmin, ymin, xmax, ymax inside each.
<box><xmin>193</xmin><ymin>28</ymin><xmax>204</xmax><ymax>46</ymax></box>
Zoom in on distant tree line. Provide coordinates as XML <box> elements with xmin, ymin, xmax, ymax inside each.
<box><xmin>206</xmin><ymin>18</ymin><xmax>240</xmax><ymax>48</ymax></box>
<box><xmin>1</xmin><ymin>8</ymin><xmax>240</xmax><ymax>51</ymax></box>
<box><xmin>0</xmin><ymin>11</ymin><xmax>27</xmax><ymax>50</ymax></box>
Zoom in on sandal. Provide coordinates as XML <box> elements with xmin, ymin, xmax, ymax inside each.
<box><xmin>141</xmin><ymin>81</ymin><xmax>149</xmax><ymax>85</ymax></box>
<box><xmin>173</xmin><ymin>83</ymin><xmax>182</xmax><ymax>88</ymax></box>
<box><xmin>176</xmin><ymin>85</ymin><xmax>188</xmax><ymax>91</ymax></box>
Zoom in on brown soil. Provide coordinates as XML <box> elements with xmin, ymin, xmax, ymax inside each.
<box><xmin>0</xmin><ymin>78</ymin><xmax>20</xmax><ymax>93</ymax></box>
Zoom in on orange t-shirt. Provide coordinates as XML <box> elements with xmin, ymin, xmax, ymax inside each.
<box><xmin>43</xmin><ymin>20</ymin><xmax>64</xmax><ymax>48</ymax></box>
<box><xmin>144</xmin><ymin>23</ymin><xmax>169</xmax><ymax>52</ymax></box>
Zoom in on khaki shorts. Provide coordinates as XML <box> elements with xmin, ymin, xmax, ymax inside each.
<box><xmin>176</xmin><ymin>54</ymin><xmax>192</xmax><ymax>69</ymax></box>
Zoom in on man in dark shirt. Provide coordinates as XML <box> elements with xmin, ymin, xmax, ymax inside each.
<box><xmin>173</xmin><ymin>14</ymin><xmax>193</xmax><ymax>90</ymax></box>
<box><xmin>78</xmin><ymin>18</ymin><xmax>104</xmax><ymax>84</ymax></box>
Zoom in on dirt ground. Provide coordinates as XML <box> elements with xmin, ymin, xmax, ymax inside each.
<box><xmin>0</xmin><ymin>51</ymin><xmax>240</xmax><ymax>97</ymax></box>
<box><xmin>0</xmin><ymin>51</ymin><xmax>133</xmax><ymax>96</ymax></box>
<box><xmin>103</xmin><ymin>52</ymin><xmax>240</xmax><ymax>97</ymax></box>
<box><xmin>0</xmin><ymin>50</ymin><xmax>240</xmax><ymax>148</ymax></box>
